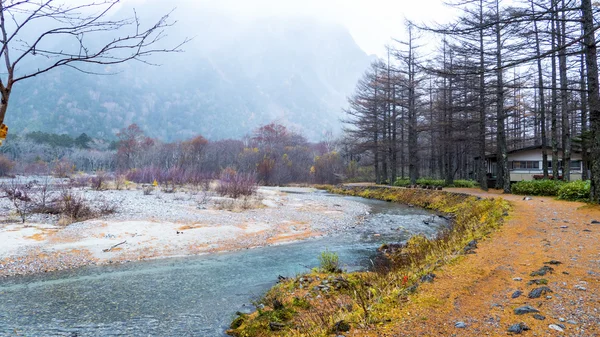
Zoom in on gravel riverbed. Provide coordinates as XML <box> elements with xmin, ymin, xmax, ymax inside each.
<box><xmin>0</xmin><ymin>185</ymin><xmax>369</xmax><ymax>277</ymax></box>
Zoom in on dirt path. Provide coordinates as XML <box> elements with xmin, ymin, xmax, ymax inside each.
<box><xmin>363</xmin><ymin>188</ymin><xmax>600</xmax><ymax>337</ymax></box>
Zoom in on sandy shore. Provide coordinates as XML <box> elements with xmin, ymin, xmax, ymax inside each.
<box><xmin>0</xmin><ymin>186</ymin><xmax>368</xmax><ymax>277</ymax></box>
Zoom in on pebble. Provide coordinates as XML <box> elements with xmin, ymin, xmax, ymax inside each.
<box><xmin>533</xmin><ymin>314</ymin><xmax>546</xmax><ymax>320</ymax></box>
<box><xmin>455</xmin><ymin>322</ymin><xmax>466</xmax><ymax>328</ymax></box>
<box><xmin>549</xmin><ymin>324</ymin><xmax>564</xmax><ymax>332</ymax></box>
<box><xmin>507</xmin><ymin>322</ymin><xmax>530</xmax><ymax>334</ymax></box>
<box><xmin>514</xmin><ymin>305</ymin><xmax>539</xmax><ymax>315</ymax></box>
<box><xmin>511</xmin><ymin>290</ymin><xmax>523</xmax><ymax>298</ymax></box>
<box><xmin>513</xmin><ymin>277</ymin><xmax>523</xmax><ymax>281</ymax></box>
<box><xmin>567</xmin><ymin>320</ymin><xmax>577</xmax><ymax>325</ymax></box>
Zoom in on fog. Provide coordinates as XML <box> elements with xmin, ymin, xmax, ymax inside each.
<box><xmin>119</xmin><ymin>0</ymin><xmax>453</xmax><ymax>56</ymax></box>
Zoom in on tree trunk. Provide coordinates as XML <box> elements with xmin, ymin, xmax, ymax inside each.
<box><xmin>551</xmin><ymin>5</ymin><xmax>559</xmax><ymax>180</ymax></box>
<box><xmin>581</xmin><ymin>0</ymin><xmax>600</xmax><ymax>202</ymax></box>
<box><xmin>408</xmin><ymin>25</ymin><xmax>419</xmax><ymax>185</ymax></box>
<box><xmin>478</xmin><ymin>0</ymin><xmax>488</xmax><ymax>190</ymax></box>
<box><xmin>531</xmin><ymin>0</ymin><xmax>549</xmax><ymax>179</ymax></box>
<box><xmin>495</xmin><ymin>0</ymin><xmax>510</xmax><ymax>193</ymax></box>
<box><xmin>580</xmin><ymin>53</ymin><xmax>589</xmax><ymax>180</ymax></box>
<box><xmin>558</xmin><ymin>0</ymin><xmax>570</xmax><ymax>181</ymax></box>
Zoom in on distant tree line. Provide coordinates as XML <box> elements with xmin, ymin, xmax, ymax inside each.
<box><xmin>342</xmin><ymin>0</ymin><xmax>600</xmax><ymax>201</ymax></box>
<box><xmin>0</xmin><ymin>123</ymin><xmax>357</xmax><ymax>185</ymax></box>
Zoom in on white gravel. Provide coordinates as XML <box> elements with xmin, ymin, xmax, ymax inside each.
<box><xmin>0</xmin><ymin>184</ymin><xmax>369</xmax><ymax>277</ymax></box>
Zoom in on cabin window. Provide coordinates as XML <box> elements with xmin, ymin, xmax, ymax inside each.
<box><xmin>510</xmin><ymin>161</ymin><xmax>540</xmax><ymax>170</ymax></box>
<box><xmin>547</xmin><ymin>161</ymin><xmax>563</xmax><ymax>168</ymax></box>
<box><xmin>570</xmin><ymin>160</ymin><xmax>582</xmax><ymax>170</ymax></box>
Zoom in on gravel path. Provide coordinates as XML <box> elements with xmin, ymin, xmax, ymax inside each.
<box><xmin>0</xmin><ymin>185</ymin><xmax>368</xmax><ymax>277</ymax></box>
<box><xmin>362</xmin><ymin>188</ymin><xmax>600</xmax><ymax>337</ymax></box>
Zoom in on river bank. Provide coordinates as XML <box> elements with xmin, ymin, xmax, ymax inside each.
<box><xmin>0</xmin><ymin>186</ymin><xmax>368</xmax><ymax>277</ymax></box>
<box><xmin>228</xmin><ymin>186</ymin><xmax>600</xmax><ymax>337</ymax></box>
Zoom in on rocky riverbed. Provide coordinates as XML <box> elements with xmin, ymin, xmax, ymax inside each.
<box><xmin>0</xmin><ymin>184</ymin><xmax>369</xmax><ymax>277</ymax></box>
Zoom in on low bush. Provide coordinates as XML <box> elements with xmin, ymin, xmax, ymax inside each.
<box><xmin>512</xmin><ymin>179</ymin><xmax>565</xmax><ymax>196</ymax></box>
<box><xmin>451</xmin><ymin>179</ymin><xmax>478</xmax><ymax>188</ymax></box>
<box><xmin>217</xmin><ymin>169</ymin><xmax>257</xmax><ymax>199</ymax></box>
<box><xmin>394</xmin><ymin>178</ymin><xmax>477</xmax><ymax>188</ymax></box>
<box><xmin>417</xmin><ymin>178</ymin><xmax>445</xmax><ymax>186</ymax></box>
<box><xmin>557</xmin><ymin>180</ymin><xmax>590</xmax><ymax>201</ymax></box>
<box><xmin>52</xmin><ymin>159</ymin><xmax>75</xmax><ymax>178</ymax></box>
<box><xmin>318</xmin><ymin>250</ymin><xmax>340</xmax><ymax>273</ymax></box>
<box><xmin>0</xmin><ymin>155</ymin><xmax>15</xmax><ymax>177</ymax></box>
<box><xmin>393</xmin><ymin>178</ymin><xmax>410</xmax><ymax>187</ymax></box>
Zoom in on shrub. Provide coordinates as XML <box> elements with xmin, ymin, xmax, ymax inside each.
<box><xmin>417</xmin><ymin>178</ymin><xmax>445</xmax><ymax>186</ymax></box>
<box><xmin>90</xmin><ymin>171</ymin><xmax>109</xmax><ymax>191</ymax></box>
<box><xmin>393</xmin><ymin>178</ymin><xmax>410</xmax><ymax>187</ymax></box>
<box><xmin>217</xmin><ymin>169</ymin><xmax>257</xmax><ymax>199</ymax></box>
<box><xmin>318</xmin><ymin>250</ymin><xmax>340</xmax><ymax>273</ymax></box>
<box><xmin>52</xmin><ymin>159</ymin><xmax>75</xmax><ymax>178</ymax></box>
<box><xmin>0</xmin><ymin>155</ymin><xmax>15</xmax><ymax>177</ymax></box>
<box><xmin>512</xmin><ymin>179</ymin><xmax>565</xmax><ymax>196</ymax></box>
<box><xmin>558</xmin><ymin>180</ymin><xmax>590</xmax><ymax>201</ymax></box>
<box><xmin>394</xmin><ymin>177</ymin><xmax>477</xmax><ymax>188</ymax></box>
<box><xmin>451</xmin><ymin>179</ymin><xmax>478</xmax><ymax>188</ymax></box>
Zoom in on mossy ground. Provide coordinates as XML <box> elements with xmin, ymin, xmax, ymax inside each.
<box><xmin>227</xmin><ymin>185</ymin><xmax>510</xmax><ymax>336</ymax></box>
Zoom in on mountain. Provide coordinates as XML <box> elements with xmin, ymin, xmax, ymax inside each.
<box><xmin>6</xmin><ymin>3</ymin><xmax>371</xmax><ymax>141</ymax></box>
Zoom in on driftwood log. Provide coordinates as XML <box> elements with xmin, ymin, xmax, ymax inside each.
<box><xmin>103</xmin><ymin>241</ymin><xmax>126</xmax><ymax>252</ymax></box>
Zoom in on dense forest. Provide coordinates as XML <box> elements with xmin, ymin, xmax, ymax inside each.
<box><xmin>342</xmin><ymin>0</ymin><xmax>600</xmax><ymax>200</ymax></box>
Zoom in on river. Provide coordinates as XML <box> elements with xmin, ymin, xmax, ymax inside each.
<box><xmin>0</xmin><ymin>194</ymin><xmax>445</xmax><ymax>337</ymax></box>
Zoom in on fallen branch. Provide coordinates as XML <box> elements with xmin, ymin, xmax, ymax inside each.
<box><xmin>103</xmin><ymin>240</ymin><xmax>126</xmax><ymax>252</ymax></box>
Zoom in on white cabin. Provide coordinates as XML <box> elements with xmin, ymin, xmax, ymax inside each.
<box><xmin>487</xmin><ymin>146</ymin><xmax>586</xmax><ymax>182</ymax></box>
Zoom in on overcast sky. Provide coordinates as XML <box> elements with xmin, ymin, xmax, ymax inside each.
<box><xmin>123</xmin><ymin>0</ymin><xmax>454</xmax><ymax>56</ymax></box>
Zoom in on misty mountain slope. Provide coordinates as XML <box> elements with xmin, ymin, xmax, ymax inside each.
<box><xmin>7</xmin><ymin>10</ymin><xmax>370</xmax><ymax>141</ymax></box>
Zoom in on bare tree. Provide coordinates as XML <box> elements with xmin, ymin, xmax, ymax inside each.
<box><xmin>0</xmin><ymin>0</ymin><xmax>188</xmax><ymax>138</ymax></box>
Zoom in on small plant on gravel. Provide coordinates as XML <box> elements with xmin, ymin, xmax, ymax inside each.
<box><xmin>318</xmin><ymin>250</ymin><xmax>340</xmax><ymax>273</ymax></box>
<box><xmin>217</xmin><ymin>169</ymin><xmax>257</xmax><ymax>199</ymax></box>
<box><xmin>142</xmin><ymin>184</ymin><xmax>154</xmax><ymax>195</ymax></box>
<box><xmin>90</xmin><ymin>171</ymin><xmax>109</xmax><ymax>191</ymax></box>
<box><xmin>0</xmin><ymin>155</ymin><xmax>15</xmax><ymax>177</ymax></box>
<box><xmin>57</xmin><ymin>185</ymin><xmax>95</xmax><ymax>225</ymax></box>
<box><xmin>52</xmin><ymin>159</ymin><xmax>75</xmax><ymax>178</ymax></box>
<box><xmin>1</xmin><ymin>179</ymin><xmax>33</xmax><ymax>223</ymax></box>
<box><xmin>196</xmin><ymin>190</ymin><xmax>212</xmax><ymax>208</ymax></box>
<box><xmin>113</xmin><ymin>174</ymin><xmax>128</xmax><ymax>190</ymax></box>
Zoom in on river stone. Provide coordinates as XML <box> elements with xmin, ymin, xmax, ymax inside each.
<box><xmin>508</xmin><ymin>322</ymin><xmax>530</xmax><ymax>334</ymax></box>
<box><xmin>420</xmin><ymin>273</ymin><xmax>436</xmax><ymax>283</ymax></box>
<box><xmin>514</xmin><ymin>305</ymin><xmax>539</xmax><ymax>315</ymax></box>
<box><xmin>511</xmin><ymin>290</ymin><xmax>523</xmax><ymax>299</ymax></box>
<box><xmin>591</xmin><ymin>220</ymin><xmax>600</xmax><ymax>224</ymax></box>
<box><xmin>530</xmin><ymin>266</ymin><xmax>554</xmax><ymax>277</ymax></box>
<box><xmin>528</xmin><ymin>286</ymin><xmax>553</xmax><ymax>299</ymax></box>
<box><xmin>544</xmin><ymin>260</ymin><xmax>562</xmax><ymax>265</ymax></box>
<box><xmin>269</xmin><ymin>322</ymin><xmax>285</xmax><ymax>331</ymax></box>
<box><xmin>333</xmin><ymin>320</ymin><xmax>351</xmax><ymax>332</ymax></box>
<box><xmin>533</xmin><ymin>314</ymin><xmax>546</xmax><ymax>320</ymax></box>
<box><xmin>548</xmin><ymin>324</ymin><xmax>564</xmax><ymax>332</ymax></box>
<box><xmin>455</xmin><ymin>321</ymin><xmax>466</xmax><ymax>328</ymax></box>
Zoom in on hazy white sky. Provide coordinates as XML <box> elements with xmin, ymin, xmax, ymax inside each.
<box><xmin>124</xmin><ymin>0</ymin><xmax>453</xmax><ymax>56</ymax></box>
<box><xmin>209</xmin><ymin>0</ymin><xmax>452</xmax><ymax>55</ymax></box>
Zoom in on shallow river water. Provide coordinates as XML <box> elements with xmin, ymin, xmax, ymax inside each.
<box><xmin>0</xmin><ymin>194</ymin><xmax>445</xmax><ymax>337</ymax></box>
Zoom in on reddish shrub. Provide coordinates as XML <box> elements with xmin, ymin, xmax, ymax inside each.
<box><xmin>0</xmin><ymin>155</ymin><xmax>15</xmax><ymax>177</ymax></box>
